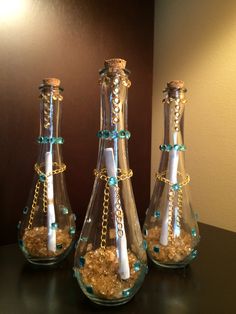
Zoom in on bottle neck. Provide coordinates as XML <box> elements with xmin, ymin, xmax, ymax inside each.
<box><xmin>37</xmin><ymin>85</ymin><xmax>64</xmax><ymax>163</ymax></box>
<box><xmin>163</xmin><ymin>89</ymin><xmax>186</xmax><ymax>145</ymax></box>
<box><xmin>97</xmin><ymin>69</ymin><xmax>131</xmax><ymax>170</ymax></box>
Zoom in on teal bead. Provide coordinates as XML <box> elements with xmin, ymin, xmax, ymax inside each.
<box><xmin>61</xmin><ymin>207</ymin><xmax>69</xmax><ymax>215</ymax></box>
<box><xmin>122</xmin><ymin>288</ymin><xmax>132</xmax><ymax>297</ymax></box>
<box><xmin>108</xmin><ymin>176</ymin><xmax>118</xmax><ymax>186</ymax></box>
<box><xmin>111</xmin><ymin>131</ymin><xmax>119</xmax><ymax>139</ymax></box>
<box><xmin>159</xmin><ymin>144</ymin><xmax>166</xmax><ymax>151</ymax></box>
<box><xmin>79</xmin><ymin>256</ymin><xmax>85</xmax><ymax>268</ymax></box>
<box><xmin>125</xmin><ymin>130</ymin><xmax>131</xmax><ymax>139</ymax></box>
<box><xmin>37</xmin><ymin>136</ymin><xmax>43</xmax><ymax>143</ymax></box>
<box><xmin>97</xmin><ymin>131</ymin><xmax>103</xmax><ymax>138</ymax></box>
<box><xmin>51</xmin><ymin>222</ymin><xmax>58</xmax><ymax>230</ymax></box>
<box><xmin>80</xmin><ymin>236</ymin><xmax>88</xmax><ymax>242</ymax></box>
<box><xmin>57</xmin><ymin>137</ymin><xmax>64</xmax><ymax>144</ymax></box>
<box><xmin>103</xmin><ymin>130</ymin><xmax>110</xmax><ymax>138</ymax></box>
<box><xmin>191</xmin><ymin>228</ymin><xmax>197</xmax><ymax>237</ymax></box>
<box><xmin>179</xmin><ymin>145</ymin><xmax>186</xmax><ymax>151</ymax></box>
<box><xmin>133</xmin><ymin>261</ymin><xmax>141</xmax><ymax>272</ymax></box>
<box><xmin>56</xmin><ymin>243</ymin><xmax>63</xmax><ymax>250</ymax></box>
<box><xmin>143</xmin><ymin>240</ymin><xmax>147</xmax><ymax>250</ymax></box>
<box><xmin>153</xmin><ymin>245</ymin><xmax>160</xmax><ymax>253</ymax></box>
<box><xmin>119</xmin><ymin>130</ymin><xmax>126</xmax><ymax>139</ymax></box>
<box><xmin>17</xmin><ymin>221</ymin><xmax>21</xmax><ymax>229</ymax></box>
<box><xmin>191</xmin><ymin>249</ymin><xmax>198</xmax><ymax>258</ymax></box>
<box><xmin>174</xmin><ymin>144</ymin><xmax>181</xmax><ymax>151</ymax></box>
<box><xmin>172</xmin><ymin>183</ymin><xmax>181</xmax><ymax>191</ymax></box>
<box><xmin>154</xmin><ymin>210</ymin><xmax>161</xmax><ymax>218</ymax></box>
<box><xmin>69</xmin><ymin>226</ymin><xmax>76</xmax><ymax>236</ymax></box>
<box><xmin>86</xmin><ymin>286</ymin><xmax>93</xmax><ymax>294</ymax></box>
<box><xmin>145</xmin><ymin>265</ymin><xmax>149</xmax><ymax>274</ymax></box>
<box><xmin>166</xmin><ymin>144</ymin><xmax>172</xmax><ymax>151</ymax></box>
<box><xmin>23</xmin><ymin>207</ymin><xmax>28</xmax><ymax>214</ymax></box>
<box><xmin>39</xmin><ymin>174</ymin><xmax>46</xmax><ymax>182</ymax></box>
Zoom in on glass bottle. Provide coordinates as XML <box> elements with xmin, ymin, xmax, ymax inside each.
<box><xmin>18</xmin><ymin>78</ymin><xmax>76</xmax><ymax>266</ymax></box>
<box><xmin>143</xmin><ymin>80</ymin><xmax>200</xmax><ymax>268</ymax></box>
<box><xmin>74</xmin><ymin>59</ymin><xmax>147</xmax><ymax>306</ymax></box>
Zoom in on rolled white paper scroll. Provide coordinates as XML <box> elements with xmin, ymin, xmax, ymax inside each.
<box><xmin>104</xmin><ymin>148</ymin><xmax>130</xmax><ymax>280</ymax></box>
<box><xmin>45</xmin><ymin>151</ymin><xmax>56</xmax><ymax>252</ymax></box>
<box><xmin>160</xmin><ymin>132</ymin><xmax>179</xmax><ymax>246</ymax></box>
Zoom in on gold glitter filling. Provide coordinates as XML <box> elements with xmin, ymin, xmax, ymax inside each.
<box><xmin>146</xmin><ymin>227</ymin><xmax>193</xmax><ymax>263</ymax></box>
<box><xmin>76</xmin><ymin>246</ymin><xmax>142</xmax><ymax>299</ymax></box>
<box><xmin>22</xmin><ymin>226</ymin><xmax>72</xmax><ymax>257</ymax></box>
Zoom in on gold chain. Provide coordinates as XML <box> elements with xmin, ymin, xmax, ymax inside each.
<box><xmin>155</xmin><ymin>170</ymin><xmax>190</xmax><ymax>243</ymax></box>
<box><xmin>94</xmin><ymin>168</ymin><xmax>133</xmax><ymax>249</ymax></box>
<box><xmin>27</xmin><ymin>162</ymin><xmax>66</xmax><ymax>229</ymax></box>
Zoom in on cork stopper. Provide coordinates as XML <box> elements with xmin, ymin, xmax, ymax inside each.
<box><xmin>167</xmin><ymin>80</ymin><xmax>185</xmax><ymax>90</ymax></box>
<box><xmin>43</xmin><ymin>78</ymin><xmax>61</xmax><ymax>87</ymax></box>
<box><xmin>104</xmin><ymin>58</ymin><xmax>126</xmax><ymax>70</ymax></box>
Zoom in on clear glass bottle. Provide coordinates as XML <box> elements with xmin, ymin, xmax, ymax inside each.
<box><xmin>74</xmin><ymin>59</ymin><xmax>147</xmax><ymax>306</ymax></box>
<box><xmin>18</xmin><ymin>78</ymin><xmax>76</xmax><ymax>266</ymax></box>
<box><xmin>143</xmin><ymin>80</ymin><xmax>200</xmax><ymax>268</ymax></box>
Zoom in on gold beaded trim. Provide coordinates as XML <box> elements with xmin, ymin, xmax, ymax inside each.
<box><xmin>39</xmin><ymin>92</ymin><xmax>63</xmax><ymax>129</ymax></box>
<box><xmin>163</xmin><ymin>97</ymin><xmax>187</xmax><ymax>132</ymax></box>
<box><xmin>27</xmin><ymin>162</ymin><xmax>66</xmax><ymax>229</ymax></box>
<box><xmin>155</xmin><ymin>171</ymin><xmax>190</xmax><ymax>243</ymax></box>
<box><xmin>94</xmin><ymin>168</ymin><xmax>133</xmax><ymax>249</ymax></box>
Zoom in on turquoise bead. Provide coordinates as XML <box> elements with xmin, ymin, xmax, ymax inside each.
<box><xmin>103</xmin><ymin>130</ymin><xmax>110</xmax><ymax>138</ymax></box>
<box><xmin>56</xmin><ymin>243</ymin><xmax>63</xmax><ymax>250</ymax></box>
<box><xmin>154</xmin><ymin>210</ymin><xmax>161</xmax><ymax>218</ymax></box>
<box><xmin>86</xmin><ymin>286</ymin><xmax>93</xmax><ymax>294</ymax></box>
<box><xmin>179</xmin><ymin>145</ymin><xmax>186</xmax><ymax>151</ymax></box>
<box><xmin>18</xmin><ymin>239</ymin><xmax>24</xmax><ymax>248</ymax></box>
<box><xmin>166</xmin><ymin>144</ymin><xmax>172</xmax><ymax>151</ymax></box>
<box><xmin>174</xmin><ymin>144</ymin><xmax>181</xmax><ymax>151</ymax></box>
<box><xmin>191</xmin><ymin>249</ymin><xmax>198</xmax><ymax>258</ymax></box>
<box><xmin>51</xmin><ymin>222</ymin><xmax>58</xmax><ymax>230</ymax></box>
<box><xmin>69</xmin><ymin>226</ymin><xmax>76</xmax><ymax>236</ymax></box>
<box><xmin>108</xmin><ymin>176</ymin><xmax>118</xmax><ymax>186</ymax></box>
<box><xmin>17</xmin><ymin>221</ymin><xmax>21</xmax><ymax>229</ymax></box>
<box><xmin>159</xmin><ymin>144</ymin><xmax>166</xmax><ymax>151</ymax></box>
<box><xmin>61</xmin><ymin>207</ymin><xmax>69</xmax><ymax>215</ymax></box>
<box><xmin>143</xmin><ymin>240</ymin><xmax>147</xmax><ymax>250</ymax></box>
<box><xmin>191</xmin><ymin>228</ymin><xmax>197</xmax><ymax>237</ymax></box>
<box><xmin>172</xmin><ymin>183</ymin><xmax>181</xmax><ymax>191</ymax></box>
<box><xmin>153</xmin><ymin>245</ymin><xmax>160</xmax><ymax>253</ymax></box>
<box><xmin>122</xmin><ymin>288</ymin><xmax>132</xmax><ymax>297</ymax></box>
<box><xmin>97</xmin><ymin>130</ymin><xmax>103</xmax><ymax>138</ymax></box>
<box><xmin>133</xmin><ymin>261</ymin><xmax>141</xmax><ymax>272</ymax></box>
<box><xmin>111</xmin><ymin>131</ymin><xmax>119</xmax><ymax>139</ymax></box>
<box><xmin>125</xmin><ymin>130</ymin><xmax>131</xmax><ymax>139</ymax></box>
<box><xmin>39</xmin><ymin>174</ymin><xmax>46</xmax><ymax>182</ymax></box>
<box><xmin>119</xmin><ymin>130</ymin><xmax>126</xmax><ymax>138</ymax></box>
<box><xmin>79</xmin><ymin>256</ymin><xmax>85</xmax><ymax>268</ymax></box>
<box><xmin>23</xmin><ymin>207</ymin><xmax>28</xmax><ymax>214</ymax></box>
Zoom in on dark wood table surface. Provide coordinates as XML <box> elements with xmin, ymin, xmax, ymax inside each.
<box><xmin>0</xmin><ymin>223</ymin><xmax>235</xmax><ymax>314</ymax></box>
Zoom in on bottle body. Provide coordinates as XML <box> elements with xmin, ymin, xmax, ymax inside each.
<box><xmin>143</xmin><ymin>81</ymin><xmax>200</xmax><ymax>268</ymax></box>
<box><xmin>18</xmin><ymin>79</ymin><xmax>76</xmax><ymax>266</ymax></box>
<box><xmin>74</xmin><ymin>59</ymin><xmax>147</xmax><ymax>306</ymax></box>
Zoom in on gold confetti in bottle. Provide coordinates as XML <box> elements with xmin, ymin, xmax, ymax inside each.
<box><xmin>143</xmin><ymin>81</ymin><xmax>200</xmax><ymax>268</ymax></box>
<box><xmin>18</xmin><ymin>78</ymin><xmax>76</xmax><ymax>266</ymax></box>
<box><xmin>74</xmin><ymin>59</ymin><xmax>147</xmax><ymax>306</ymax></box>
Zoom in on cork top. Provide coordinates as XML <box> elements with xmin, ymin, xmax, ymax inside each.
<box><xmin>167</xmin><ymin>80</ymin><xmax>185</xmax><ymax>90</ymax></box>
<box><xmin>104</xmin><ymin>58</ymin><xmax>126</xmax><ymax>70</ymax></box>
<box><xmin>43</xmin><ymin>78</ymin><xmax>61</xmax><ymax>87</ymax></box>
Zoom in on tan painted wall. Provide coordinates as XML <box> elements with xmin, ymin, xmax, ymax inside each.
<box><xmin>152</xmin><ymin>0</ymin><xmax>236</xmax><ymax>232</ymax></box>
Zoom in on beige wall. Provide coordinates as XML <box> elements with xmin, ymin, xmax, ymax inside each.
<box><xmin>152</xmin><ymin>0</ymin><xmax>236</xmax><ymax>232</ymax></box>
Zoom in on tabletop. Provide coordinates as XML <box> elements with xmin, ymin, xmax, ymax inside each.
<box><xmin>0</xmin><ymin>223</ymin><xmax>235</xmax><ymax>314</ymax></box>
